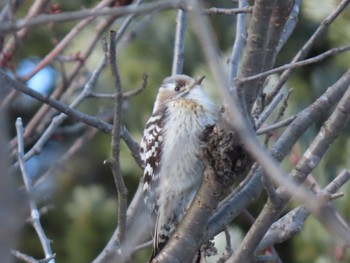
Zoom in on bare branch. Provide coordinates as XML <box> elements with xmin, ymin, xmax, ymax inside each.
<box><xmin>228</xmin><ymin>0</ymin><xmax>248</xmax><ymax>92</ymax></box>
<box><xmin>186</xmin><ymin>6</ymin><xmax>343</xmax><ymax>256</ymax></box>
<box><xmin>5</xmin><ymin>12</ymin><xmax>115</xmax><ymax>146</ymax></box>
<box><xmin>122</xmin><ymin>126</ymin><xmax>144</xmax><ymax>168</ymax></box>
<box><xmin>217</xmin><ymin>228</ymin><xmax>234</xmax><ymax>263</ymax></box>
<box><xmin>206</xmin><ymin>7</ymin><xmax>252</xmax><ymax>16</ymax></box>
<box><xmin>107</xmin><ymin>30</ymin><xmax>128</xmax><ymax>243</ymax></box>
<box><xmin>237</xmin><ymin>0</ymin><xmax>294</xmax><ymax>112</ymax></box>
<box><xmin>266</xmin><ymin>0</ymin><xmax>350</xmax><ymax>104</ymax></box>
<box><xmin>256</xmin><ymin>115</ymin><xmax>296</xmax><ymax>135</ymax></box>
<box><xmin>255</xmin><ymin>92</ymin><xmax>284</xmax><ymax>129</ymax></box>
<box><xmin>171</xmin><ymin>9</ymin><xmax>187</xmax><ymax>75</ymax></box>
<box><xmin>0</xmin><ymin>0</ymin><xmax>185</xmax><ymax>34</ymax></box>
<box><xmin>15</xmin><ymin>118</ymin><xmax>55</xmax><ymax>263</ymax></box>
<box><xmin>21</xmin><ymin>0</ymin><xmax>113</xmax><ymax>81</ymax></box>
<box><xmin>1</xmin><ymin>71</ymin><xmax>143</xmax><ymax>169</ymax></box>
<box><xmin>276</xmin><ymin>0</ymin><xmax>301</xmax><ymax>53</ymax></box>
<box><xmin>0</xmin><ymin>70</ymin><xmax>112</xmax><ymax>133</ymax></box>
<box><xmin>257</xmin><ymin>170</ymin><xmax>350</xmax><ymax>252</ymax></box>
<box><xmin>89</xmin><ymin>73</ymin><xmax>148</xmax><ymax>99</ymax></box>
<box><xmin>34</xmin><ymin>127</ymin><xmax>98</xmax><ymax>189</ymax></box>
<box><xmin>133</xmin><ymin>240</ymin><xmax>153</xmax><ymax>253</ymax></box>
<box><xmin>0</xmin><ymin>0</ymin><xmax>49</xmax><ymax>67</ymax></box>
<box><xmin>238</xmin><ymin>45</ymin><xmax>350</xmax><ymax>84</ymax></box>
<box><xmin>12</xmin><ymin>250</ymin><xmax>56</xmax><ymax>263</ymax></box>
<box><xmin>206</xmin><ymin>69</ymin><xmax>350</xmax><ymax>242</ymax></box>
<box><xmin>230</xmin><ymin>71</ymin><xmax>350</xmax><ymax>263</ymax></box>
<box><xmin>22</xmin><ymin>57</ymin><xmax>107</xmax><ymax>162</ymax></box>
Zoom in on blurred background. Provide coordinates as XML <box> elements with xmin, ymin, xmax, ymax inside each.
<box><xmin>2</xmin><ymin>0</ymin><xmax>350</xmax><ymax>262</ymax></box>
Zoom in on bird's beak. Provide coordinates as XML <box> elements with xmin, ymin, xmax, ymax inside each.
<box><xmin>177</xmin><ymin>75</ymin><xmax>206</xmax><ymax>99</ymax></box>
<box><xmin>196</xmin><ymin>75</ymin><xmax>205</xmax><ymax>85</ymax></box>
<box><xmin>188</xmin><ymin>75</ymin><xmax>205</xmax><ymax>91</ymax></box>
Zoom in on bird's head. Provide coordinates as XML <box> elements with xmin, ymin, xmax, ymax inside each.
<box><xmin>153</xmin><ymin>74</ymin><xmax>205</xmax><ymax>112</ymax></box>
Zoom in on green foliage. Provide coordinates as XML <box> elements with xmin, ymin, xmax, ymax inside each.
<box><xmin>63</xmin><ymin>185</ymin><xmax>117</xmax><ymax>263</ymax></box>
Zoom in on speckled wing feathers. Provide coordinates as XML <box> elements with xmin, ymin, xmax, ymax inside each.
<box><xmin>140</xmin><ymin>110</ymin><xmax>165</xmax><ymax>214</ymax></box>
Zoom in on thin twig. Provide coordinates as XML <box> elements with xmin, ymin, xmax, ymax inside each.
<box><xmin>257</xmin><ymin>170</ymin><xmax>350</xmax><ymax>252</ymax></box>
<box><xmin>133</xmin><ymin>240</ymin><xmax>153</xmax><ymax>253</ymax></box>
<box><xmin>34</xmin><ymin>127</ymin><xmax>98</xmax><ymax>189</ymax></box>
<box><xmin>275</xmin><ymin>89</ymin><xmax>293</xmax><ymax>122</ymax></box>
<box><xmin>255</xmin><ymin>92</ymin><xmax>284</xmax><ymax>129</ymax></box>
<box><xmin>256</xmin><ymin>115</ymin><xmax>296</xmax><ymax>135</ymax></box>
<box><xmin>89</xmin><ymin>73</ymin><xmax>148</xmax><ymax>99</ymax></box>
<box><xmin>238</xmin><ymin>45</ymin><xmax>350</xmax><ymax>84</ymax></box>
<box><xmin>0</xmin><ymin>0</ymin><xmax>185</xmax><ymax>34</ymax></box>
<box><xmin>108</xmin><ymin>30</ymin><xmax>128</xmax><ymax>243</ymax></box>
<box><xmin>228</xmin><ymin>0</ymin><xmax>248</xmax><ymax>101</ymax></box>
<box><xmin>266</xmin><ymin>0</ymin><xmax>350</xmax><ymax>104</ymax></box>
<box><xmin>21</xmin><ymin>57</ymin><xmax>107</xmax><ymax>163</ymax></box>
<box><xmin>276</xmin><ymin>0</ymin><xmax>301</xmax><ymax>53</ymax></box>
<box><xmin>262</xmin><ymin>89</ymin><xmax>293</xmax><ymax>147</ymax></box>
<box><xmin>217</xmin><ymin>228</ymin><xmax>234</xmax><ymax>263</ymax></box>
<box><xmin>0</xmin><ymin>69</ymin><xmax>113</xmax><ymax>131</ymax></box>
<box><xmin>1</xmin><ymin>71</ymin><xmax>143</xmax><ymax>168</ymax></box>
<box><xmin>21</xmin><ymin>0</ymin><xmax>113</xmax><ymax>81</ymax></box>
<box><xmin>0</xmin><ymin>0</ymin><xmax>49</xmax><ymax>67</ymax></box>
<box><xmin>206</xmin><ymin>7</ymin><xmax>252</xmax><ymax>15</ymax></box>
<box><xmin>7</xmin><ymin>15</ymin><xmax>113</xmax><ymax>147</ymax></box>
<box><xmin>12</xmin><ymin>250</ymin><xmax>56</xmax><ymax>263</ymax></box>
<box><xmin>171</xmin><ymin>9</ymin><xmax>187</xmax><ymax>75</ymax></box>
<box><xmin>15</xmin><ymin>118</ymin><xmax>55</xmax><ymax>263</ymax></box>
<box><xmin>230</xmin><ymin>75</ymin><xmax>350</xmax><ymax>263</ymax></box>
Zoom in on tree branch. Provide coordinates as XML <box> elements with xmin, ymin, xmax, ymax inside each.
<box><xmin>0</xmin><ymin>0</ymin><xmax>185</xmax><ymax>34</ymax></box>
<box><xmin>230</xmin><ymin>70</ymin><xmax>350</xmax><ymax>262</ymax></box>
<box><xmin>12</xmin><ymin>250</ymin><xmax>56</xmax><ymax>263</ymax></box>
<box><xmin>15</xmin><ymin>118</ymin><xmax>55</xmax><ymax>263</ymax></box>
<box><xmin>206</xmin><ymin>69</ymin><xmax>350</xmax><ymax>241</ymax></box>
<box><xmin>238</xmin><ymin>45</ymin><xmax>350</xmax><ymax>84</ymax></box>
<box><xmin>171</xmin><ymin>9</ymin><xmax>187</xmax><ymax>75</ymax></box>
<box><xmin>107</xmin><ymin>30</ymin><xmax>128</xmax><ymax>243</ymax></box>
<box><xmin>266</xmin><ymin>0</ymin><xmax>350</xmax><ymax>104</ymax></box>
<box><xmin>237</xmin><ymin>0</ymin><xmax>293</xmax><ymax>112</ymax></box>
<box><xmin>152</xmin><ymin>166</ymin><xmax>226</xmax><ymax>263</ymax></box>
<box><xmin>257</xmin><ymin>170</ymin><xmax>350</xmax><ymax>251</ymax></box>
<box><xmin>228</xmin><ymin>0</ymin><xmax>248</xmax><ymax>88</ymax></box>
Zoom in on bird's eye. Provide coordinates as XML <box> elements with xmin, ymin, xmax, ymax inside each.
<box><xmin>174</xmin><ymin>86</ymin><xmax>180</xmax><ymax>92</ymax></box>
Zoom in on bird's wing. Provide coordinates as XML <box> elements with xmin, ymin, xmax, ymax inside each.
<box><xmin>140</xmin><ymin>111</ymin><xmax>165</xmax><ymax>215</ymax></box>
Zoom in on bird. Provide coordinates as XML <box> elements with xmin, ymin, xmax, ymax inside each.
<box><xmin>139</xmin><ymin>74</ymin><xmax>218</xmax><ymax>260</ymax></box>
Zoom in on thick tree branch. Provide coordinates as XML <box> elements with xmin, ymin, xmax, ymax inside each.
<box><xmin>237</xmin><ymin>0</ymin><xmax>293</xmax><ymax>112</ymax></box>
<box><xmin>152</xmin><ymin>166</ymin><xmax>227</xmax><ymax>263</ymax></box>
